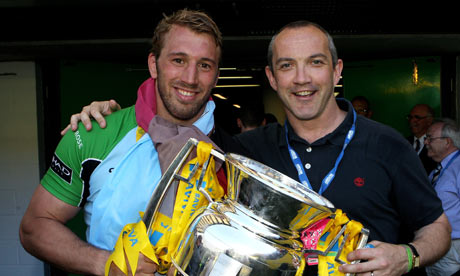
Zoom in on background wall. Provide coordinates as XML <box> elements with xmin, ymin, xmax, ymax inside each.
<box><xmin>0</xmin><ymin>62</ymin><xmax>43</xmax><ymax>275</ymax></box>
<box><xmin>343</xmin><ymin>57</ymin><xmax>441</xmax><ymax>137</ymax></box>
<box><xmin>59</xmin><ymin>60</ymin><xmax>150</xmax><ymax>129</ymax></box>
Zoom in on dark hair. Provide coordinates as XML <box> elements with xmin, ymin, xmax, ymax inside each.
<box><xmin>267</xmin><ymin>20</ymin><xmax>338</xmax><ymax>71</ymax></box>
<box><xmin>351</xmin><ymin>95</ymin><xmax>370</xmax><ymax>107</ymax></box>
<box><xmin>150</xmin><ymin>9</ymin><xmax>222</xmax><ymax>60</ymax></box>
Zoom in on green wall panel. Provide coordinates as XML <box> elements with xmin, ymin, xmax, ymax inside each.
<box><xmin>60</xmin><ymin>60</ymin><xmax>149</xmax><ymax>129</ymax></box>
<box><xmin>343</xmin><ymin>57</ymin><xmax>441</xmax><ymax>137</ymax></box>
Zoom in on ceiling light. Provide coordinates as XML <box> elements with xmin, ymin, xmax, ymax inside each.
<box><xmin>213</xmin><ymin>93</ymin><xmax>227</xmax><ymax>100</ymax></box>
<box><xmin>233</xmin><ymin>104</ymin><xmax>241</xmax><ymax>108</ymax></box>
<box><xmin>412</xmin><ymin>60</ymin><xmax>418</xmax><ymax>85</ymax></box>
<box><xmin>219</xmin><ymin>67</ymin><xmax>237</xmax><ymax>71</ymax></box>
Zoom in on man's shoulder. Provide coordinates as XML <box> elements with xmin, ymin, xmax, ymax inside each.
<box><xmin>357</xmin><ymin>116</ymin><xmax>406</xmax><ymax>141</ymax></box>
<box><xmin>60</xmin><ymin>105</ymin><xmax>137</xmax><ymax>157</ymax></box>
<box><xmin>238</xmin><ymin>122</ymin><xmax>282</xmax><ymax>142</ymax></box>
<box><xmin>88</xmin><ymin>105</ymin><xmax>136</xmax><ymax>134</ymax></box>
<box><xmin>355</xmin><ymin>116</ymin><xmax>413</xmax><ymax>157</ymax></box>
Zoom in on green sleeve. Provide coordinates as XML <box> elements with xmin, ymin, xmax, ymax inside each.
<box><xmin>41</xmin><ymin>106</ymin><xmax>137</xmax><ymax>206</ymax></box>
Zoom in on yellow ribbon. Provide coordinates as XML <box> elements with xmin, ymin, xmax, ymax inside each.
<box><xmin>105</xmin><ymin>214</ymin><xmax>158</xmax><ymax>276</ymax></box>
<box><xmin>105</xmin><ymin>141</ymin><xmax>224</xmax><ymax>275</ymax></box>
<box><xmin>315</xmin><ymin>209</ymin><xmax>364</xmax><ymax>276</ymax></box>
<box><xmin>295</xmin><ymin>256</ymin><xmax>306</xmax><ymax>276</ymax></box>
<box><xmin>135</xmin><ymin>126</ymin><xmax>145</xmax><ymax>142</ymax></box>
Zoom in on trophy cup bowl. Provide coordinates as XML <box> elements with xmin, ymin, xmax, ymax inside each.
<box><xmin>172</xmin><ymin>153</ymin><xmax>336</xmax><ymax>275</ymax></box>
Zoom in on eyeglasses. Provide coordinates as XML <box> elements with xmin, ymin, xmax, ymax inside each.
<box><xmin>355</xmin><ymin>108</ymin><xmax>368</xmax><ymax>113</ymax></box>
<box><xmin>426</xmin><ymin>136</ymin><xmax>447</xmax><ymax>143</ymax></box>
<box><xmin>406</xmin><ymin>115</ymin><xmax>430</xmax><ymax>120</ymax></box>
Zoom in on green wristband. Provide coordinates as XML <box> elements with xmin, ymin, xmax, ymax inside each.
<box><xmin>403</xmin><ymin>245</ymin><xmax>413</xmax><ymax>272</ymax></box>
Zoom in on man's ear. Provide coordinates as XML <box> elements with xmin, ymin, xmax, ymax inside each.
<box><xmin>333</xmin><ymin>59</ymin><xmax>344</xmax><ymax>86</ymax></box>
<box><xmin>148</xmin><ymin>53</ymin><xmax>158</xmax><ymax>79</ymax></box>
<box><xmin>237</xmin><ymin>118</ymin><xmax>243</xmax><ymax>129</ymax></box>
<box><xmin>213</xmin><ymin>69</ymin><xmax>220</xmax><ymax>87</ymax></box>
<box><xmin>265</xmin><ymin>66</ymin><xmax>278</xmax><ymax>92</ymax></box>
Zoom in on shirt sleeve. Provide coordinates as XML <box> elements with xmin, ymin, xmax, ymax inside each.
<box><xmin>41</xmin><ymin>128</ymin><xmax>85</xmax><ymax>206</ymax></box>
<box><xmin>435</xmin><ymin>167</ymin><xmax>460</xmax><ymax>234</ymax></box>
<box><xmin>389</xmin><ymin>136</ymin><xmax>444</xmax><ymax>233</ymax></box>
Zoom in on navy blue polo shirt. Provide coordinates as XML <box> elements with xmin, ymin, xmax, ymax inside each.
<box><xmin>229</xmin><ymin>99</ymin><xmax>443</xmax><ymax>243</ymax></box>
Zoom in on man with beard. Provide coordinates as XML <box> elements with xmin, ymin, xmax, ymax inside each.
<box><xmin>407</xmin><ymin>104</ymin><xmax>437</xmax><ymax>175</ymax></box>
<box><xmin>65</xmin><ymin>21</ymin><xmax>451</xmax><ymax>276</ymax></box>
<box><xmin>19</xmin><ymin>9</ymin><xmax>224</xmax><ymax>276</ymax></box>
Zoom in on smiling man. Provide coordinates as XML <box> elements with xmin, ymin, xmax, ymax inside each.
<box><xmin>20</xmin><ymin>9</ymin><xmax>224</xmax><ymax>276</ymax></box>
<box><xmin>231</xmin><ymin>21</ymin><xmax>451</xmax><ymax>276</ymax></box>
<box><xmin>62</xmin><ymin>20</ymin><xmax>452</xmax><ymax>276</ymax></box>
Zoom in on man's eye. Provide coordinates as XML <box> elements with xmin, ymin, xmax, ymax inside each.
<box><xmin>279</xmin><ymin>63</ymin><xmax>291</xmax><ymax>69</ymax></box>
<box><xmin>200</xmin><ymin>63</ymin><xmax>211</xmax><ymax>70</ymax></box>
<box><xmin>312</xmin><ymin>59</ymin><xmax>325</xmax><ymax>65</ymax></box>
<box><xmin>173</xmin><ymin>58</ymin><xmax>184</xmax><ymax>64</ymax></box>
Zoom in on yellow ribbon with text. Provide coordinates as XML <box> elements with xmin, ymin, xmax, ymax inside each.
<box><xmin>105</xmin><ymin>141</ymin><xmax>224</xmax><ymax>275</ymax></box>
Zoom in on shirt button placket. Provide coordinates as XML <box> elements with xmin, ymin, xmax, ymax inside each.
<box><xmin>305</xmin><ymin>147</ymin><xmax>312</xmax><ymax>169</ymax></box>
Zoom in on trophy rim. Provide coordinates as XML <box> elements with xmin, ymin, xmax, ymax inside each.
<box><xmin>225</xmin><ymin>153</ymin><xmax>335</xmax><ymax>213</ymax></box>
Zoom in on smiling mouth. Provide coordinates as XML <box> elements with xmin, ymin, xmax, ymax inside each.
<box><xmin>293</xmin><ymin>90</ymin><xmax>315</xmax><ymax>96</ymax></box>
<box><xmin>177</xmin><ymin>88</ymin><xmax>196</xmax><ymax>96</ymax></box>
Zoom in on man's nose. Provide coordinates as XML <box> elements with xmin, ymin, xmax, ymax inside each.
<box><xmin>181</xmin><ymin>64</ymin><xmax>199</xmax><ymax>85</ymax></box>
<box><xmin>294</xmin><ymin>65</ymin><xmax>312</xmax><ymax>84</ymax></box>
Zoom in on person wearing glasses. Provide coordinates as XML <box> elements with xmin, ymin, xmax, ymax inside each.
<box><xmin>407</xmin><ymin>104</ymin><xmax>437</xmax><ymax>175</ymax></box>
<box><xmin>424</xmin><ymin>118</ymin><xmax>460</xmax><ymax>276</ymax></box>
<box><xmin>351</xmin><ymin>95</ymin><xmax>373</xmax><ymax>119</ymax></box>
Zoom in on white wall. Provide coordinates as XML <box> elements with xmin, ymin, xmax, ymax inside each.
<box><xmin>0</xmin><ymin>62</ymin><xmax>44</xmax><ymax>275</ymax></box>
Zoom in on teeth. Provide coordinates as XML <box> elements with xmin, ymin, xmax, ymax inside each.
<box><xmin>294</xmin><ymin>90</ymin><xmax>313</xmax><ymax>96</ymax></box>
<box><xmin>178</xmin><ymin>89</ymin><xmax>194</xmax><ymax>96</ymax></box>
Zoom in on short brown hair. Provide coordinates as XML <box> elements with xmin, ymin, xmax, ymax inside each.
<box><xmin>151</xmin><ymin>9</ymin><xmax>222</xmax><ymax>60</ymax></box>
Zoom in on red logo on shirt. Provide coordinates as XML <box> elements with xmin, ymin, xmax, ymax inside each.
<box><xmin>354</xmin><ymin>177</ymin><xmax>365</xmax><ymax>187</ymax></box>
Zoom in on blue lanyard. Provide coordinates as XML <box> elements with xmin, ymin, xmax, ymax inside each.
<box><xmin>285</xmin><ymin>109</ymin><xmax>357</xmax><ymax>195</ymax></box>
<box><xmin>433</xmin><ymin>150</ymin><xmax>460</xmax><ymax>186</ymax></box>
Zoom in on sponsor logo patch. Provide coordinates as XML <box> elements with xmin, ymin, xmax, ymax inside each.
<box><xmin>50</xmin><ymin>153</ymin><xmax>72</xmax><ymax>184</ymax></box>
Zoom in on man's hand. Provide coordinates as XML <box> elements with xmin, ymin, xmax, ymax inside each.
<box><xmin>61</xmin><ymin>99</ymin><xmax>121</xmax><ymax>135</ymax></box>
<box><xmin>338</xmin><ymin>241</ymin><xmax>409</xmax><ymax>276</ymax></box>
<box><xmin>108</xmin><ymin>253</ymin><xmax>158</xmax><ymax>276</ymax></box>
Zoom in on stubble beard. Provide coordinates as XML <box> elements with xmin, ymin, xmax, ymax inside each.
<box><xmin>156</xmin><ymin>68</ymin><xmax>211</xmax><ymax>122</ymax></box>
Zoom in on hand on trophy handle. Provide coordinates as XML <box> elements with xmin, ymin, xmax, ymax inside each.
<box><xmin>108</xmin><ymin>252</ymin><xmax>158</xmax><ymax>276</ymax></box>
<box><xmin>339</xmin><ymin>241</ymin><xmax>409</xmax><ymax>276</ymax></box>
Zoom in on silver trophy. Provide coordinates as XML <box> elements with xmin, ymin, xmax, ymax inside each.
<box><xmin>142</xmin><ymin>138</ymin><xmax>369</xmax><ymax>276</ymax></box>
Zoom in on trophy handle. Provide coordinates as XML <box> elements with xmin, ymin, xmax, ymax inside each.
<box><xmin>344</xmin><ymin>228</ymin><xmax>370</xmax><ymax>276</ymax></box>
<box><xmin>142</xmin><ymin>138</ymin><xmax>226</xmax><ymax>235</ymax></box>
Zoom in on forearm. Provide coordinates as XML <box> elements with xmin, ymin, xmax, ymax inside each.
<box><xmin>411</xmin><ymin>213</ymin><xmax>451</xmax><ymax>266</ymax></box>
<box><xmin>20</xmin><ymin>216</ymin><xmax>110</xmax><ymax>276</ymax></box>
